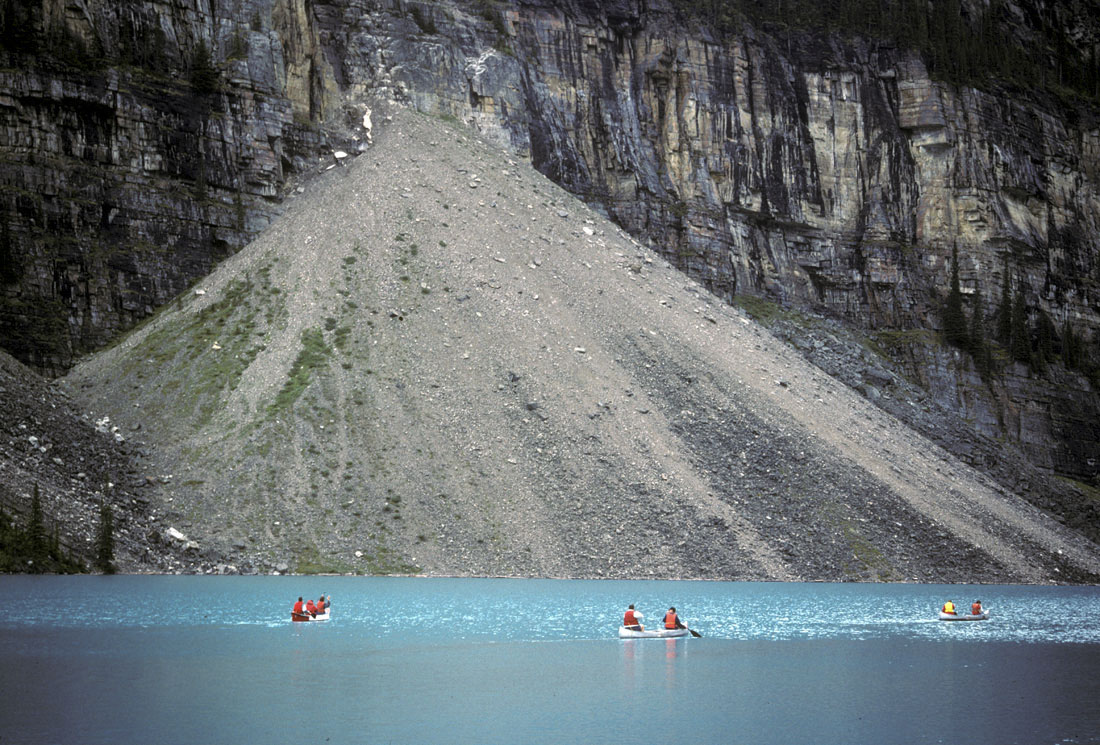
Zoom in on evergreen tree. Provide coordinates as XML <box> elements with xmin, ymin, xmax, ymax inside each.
<box><xmin>941</xmin><ymin>0</ymin><xmax>966</xmax><ymax>81</ymax></box>
<box><xmin>662</xmin><ymin>0</ymin><xmax>1096</xmax><ymax>100</ymax></box>
<box><xmin>189</xmin><ymin>39</ymin><xmax>219</xmax><ymax>96</ymax></box>
<box><xmin>1036</xmin><ymin>310</ymin><xmax>1055</xmax><ymax>367</ymax></box>
<box><xmin>928</xmin><ymin>2</ymin><xmax>948</xmax><ymax>77</ymax></box>
<box><xmin>28</xmin><ymin>483</ymin><xmax>46</xmax><ymax>568</ymax></box>
<box><xmin>968</xmin><ymin>287</ymin><xmax>991</xmax><ymax>375</ymax></box>
<box><xmin>0</xmin><ymin>505</ymin><xmax>20</xmax><ymax>572</ymax></box>
<box><xmin>0</xmin><ymin>496</ymin><xmax>84</xmax><ymax>574</ymax></box>
<box><xmin>95</xmin><ymin>503</ymin><xmax>115</xmax><ymax>574</ymax></box>
<box><xmin>942</xmin><ymin>246</ymin><xmax>968</xmax><ymax>348</ymax></box>
<box><xmin>0</xmin><ymin>0</ymin><xmax>39</xmax><ymax>54</ymax></box>
<box><xmin>227</xmin><ymin>28</ymin><xmax>248</xmax><ymax>60</ymax></box>
<box><xmin>911</xmin><ymin>0</ymin><xmax>929</xmax><ymax>53</ymax></box>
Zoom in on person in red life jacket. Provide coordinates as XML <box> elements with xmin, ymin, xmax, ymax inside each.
<box><xmin>293</xmin><ymin>597</ymin><xmax>304</xmax><ymax>617</ymax></box>
<box><xmin>941</xmin><ymin>600</ymin><xmax>957</xmax><ymax>615</ymax></box>
<box><xmin>664</xmin><ymin>607</ymin><xmax>686</xmax><ymax>630</ymax></box>
<box><xmin>971</xmin><ymin>600</ymin><xmax>983</xmax><ymax>616</ymax></box>
<box><xmin>306</xmin><ymin>599</ymin><xmax>317</xmax><ymax>617</ymax></box>
<box><xmin>623</xmin><ymin>604</ymin><xmax>644</xmax><ymax>631</ymax></box>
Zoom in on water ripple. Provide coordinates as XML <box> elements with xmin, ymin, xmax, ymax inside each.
<box><xmin>1</xmin><ymin>576</ymin><xmax>1097</xmax><ymax>645</ymax></box>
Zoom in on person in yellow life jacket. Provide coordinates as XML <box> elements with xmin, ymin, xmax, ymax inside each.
<box><xmin>623</xmin><ymin>604</ymin><xmax>644</xmax><ymax>631</ymax></box>
<box><xmin>664</xmin><ymin>607</ymin><xmax>686</xmax><ymax>630</ymax></box>
<box><xmin>942</xmin><ymin>601</ymin><xmax>957</xmax><ymax>615</ymax></box>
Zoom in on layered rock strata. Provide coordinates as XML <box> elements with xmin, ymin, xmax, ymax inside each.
<box><xmin>0</xmin><ymin>0</ymin><xmax>347</xmax><ymax>374</ymax></box>
<box><xmin>1</xmin><ymin>0</ymin><xmax>1098</xmax><ymax>482</ymax></box>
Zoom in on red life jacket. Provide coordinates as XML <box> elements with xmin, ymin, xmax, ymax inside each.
<box><xmin>306</xmin><ymin>600</ymin><xmax>316</xmax><ymax>614</ymax></box>
<box><xmin>293</xmin><ymin>600</ymin><xmax>304</xmax><ymax>614</ymax></box>
<box><xmin>664</xmin><ymin>611</ymin><xmax>679</xmax><ymax>629</ymax></box>
<box><xmin>971</xmin><ymin>603</ymin><xmax>982</xmax><ymax>615</ymax></box>
<box><xmin>623</xmin><ymin>609</ymin><xmax>639</xmax><ymax>626</ymax></box>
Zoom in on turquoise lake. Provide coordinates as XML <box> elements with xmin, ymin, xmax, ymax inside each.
<box><xmin>1</xmin><ymin>576</ymin><xmax>1098</xmax><ymax>744</ymax></box>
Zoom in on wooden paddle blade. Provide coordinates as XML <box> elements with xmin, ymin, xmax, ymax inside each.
<box><xmin>689</xmin><ymin>628</ymin><xmax>701</xmax><ymax>637</ymax></box>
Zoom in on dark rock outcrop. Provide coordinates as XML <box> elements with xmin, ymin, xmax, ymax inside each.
<box><xmin>0</xmin><ymin>0</ymin><xmax>348</xmax><ymax>374</ymax></box>
<box><xmin>0</xmin><ymin>349</ymin><xmax>206</xmax><ymax>572</ymax></box>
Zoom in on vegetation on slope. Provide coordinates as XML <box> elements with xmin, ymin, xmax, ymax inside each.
<box><xmin>673</xmin><ymin>0</ymin><xmax>1100</xmax><ymax>101</ymax></box>
<box><xmin>0</xmin><ymin>485</ymin><xmax>86</xmax><ymax>573</ymax></box>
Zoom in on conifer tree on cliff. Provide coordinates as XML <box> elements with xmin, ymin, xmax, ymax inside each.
<box><xmin>95</xmin><ymin>503</ymin><xmax>115</xmax><ymax>574</ymax></box>
<box><xmin>942</xmin><ymin>246</ymin><xmax>968</xmax><ymax>348</ymax></box>
<box><xmin>1035</xmin><ymin>310</ymin><xmax>1055</xmax><ymax>369</ymax></box>
<box><xmin>969</xmin><ymin>288</ymin><xmax>991</xmax><ymax>376</ymax></box>
<box><xmin>189</xmin><ymin>39</ymin><xmax>219</xmax><ymax>96</ymax></box>
<box><xmin>28</xmin><ymin>483</ymin><xmax>46</xmax><ymax>569</ymax></box>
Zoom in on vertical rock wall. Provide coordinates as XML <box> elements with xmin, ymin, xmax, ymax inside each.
<box><xmin>1</xmin><ymin>0</ymin><xmax>1097</xmax><ymax>481</ymax></box>
<box><xmin>0</xmin><ymin>0</ymin><xmax>345</xmax><ymax>374</ymax></box>
<box><xmin>326</xmin><ymin>0</ymin><xmax>1099</xmax><ymax>481</ymax></box>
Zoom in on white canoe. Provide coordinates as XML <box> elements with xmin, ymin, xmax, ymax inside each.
<box><xmin>291</xmin><ymin>610</ymin><xmax>330</xmax><ymax>622</ymax></box>
<box><xmin>618</xmin><ymin>625</ymin><xmax>690</xmax><ymax>639</ymax></box>
<box><xmin>939</xmin><ymin>610</ymin><xmax>989</xmax><ymax>621</ymax></box>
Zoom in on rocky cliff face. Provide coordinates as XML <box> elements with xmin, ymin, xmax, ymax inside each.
<box><xmin>344</xmin><ymin>0</ymin><xmax>1100</xmax><ymax>482</ymax></box>
<box><xmin>2</xmin><ymin>0</ymin><xmax>1098</xmax><ymax>483</ymax></box>
<box><xmin>60</xmin><ymin>105</ymin><xmax>1100</xmax><ymax>582</ymax></box>
<box><xmin>0</xmin><ymin>0</ymin><xmax>351</xmax><ymax>374</ymax></box>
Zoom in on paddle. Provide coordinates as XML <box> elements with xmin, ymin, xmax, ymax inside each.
<box><xmin>674</xmin><ymin>619</ymin><xmax>701</xmax><ymax>637</ymax></box>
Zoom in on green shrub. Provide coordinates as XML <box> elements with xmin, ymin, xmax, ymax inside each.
<box><xmin>271</xmin><ymin>327</ymin><xmax>331</xmax><ymax>413</ymax></box>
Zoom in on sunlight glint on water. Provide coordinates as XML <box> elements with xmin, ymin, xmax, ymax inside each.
<box><xmin>1</xmin><ymin>576</ymin><xmax>1098</xmax><ymax>745</ymax></box>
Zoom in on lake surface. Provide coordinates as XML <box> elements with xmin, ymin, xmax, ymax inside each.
<box><xmin>2</xmin><ymin>577</ymin><xmax>1098</xmax><ymax>744</ymax></box>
